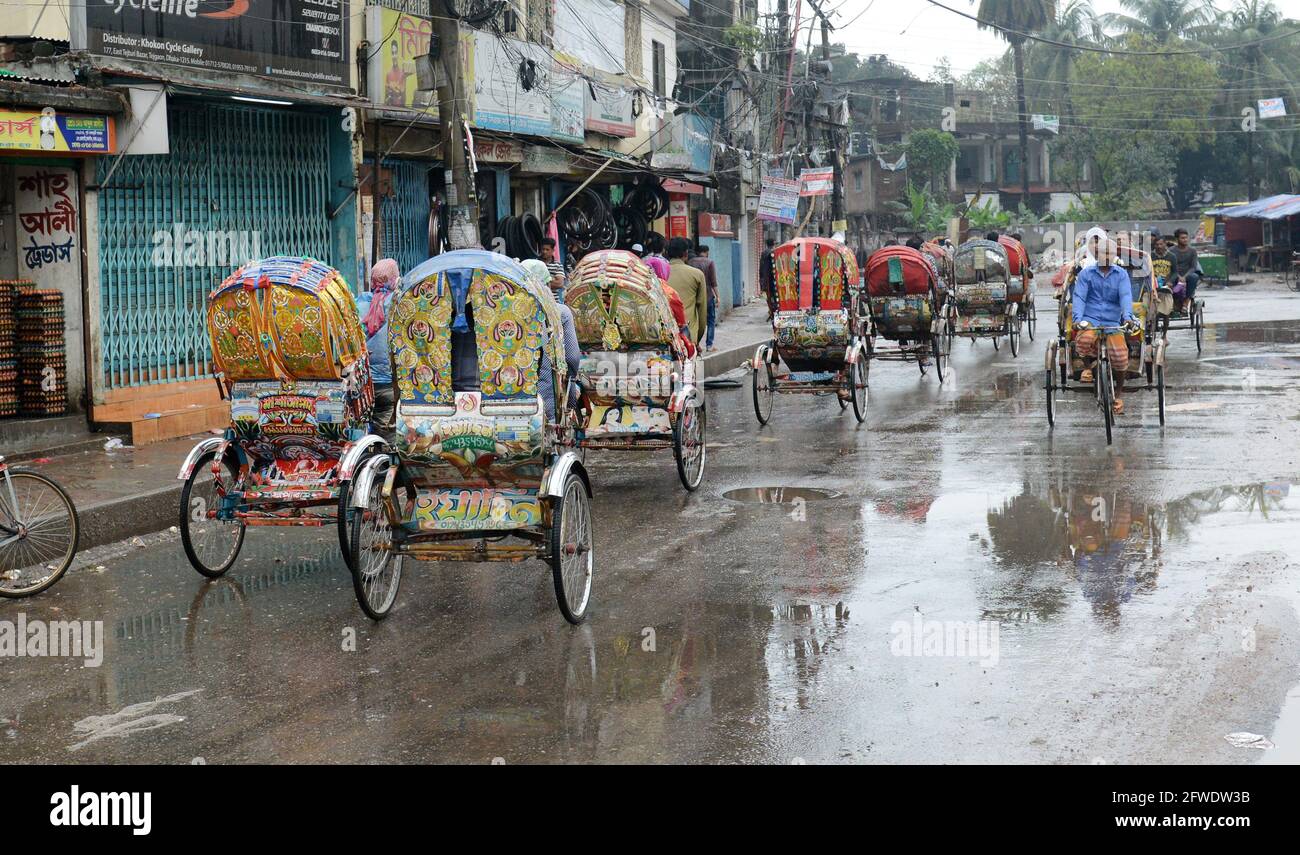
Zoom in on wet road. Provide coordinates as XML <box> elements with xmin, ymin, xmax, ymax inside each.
<box><xmin>4</xmin><ymin>292</ymin><xmax>1300</xmax><ymax>764</ymax></box>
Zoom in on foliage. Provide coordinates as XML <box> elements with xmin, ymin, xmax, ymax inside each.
<box><xmin>966</xmin><ymin>198</ymin><xmax>1014</xmax><ymax>230</ymax></box>
<box><xmin>723</xmin><ymin>23</ymin><xmax>764</xmax><ymax>62</ymax></box>
<box><xmin>904</xmin><ymin>130</ymin><xmax>960</xmax><ymax>195</ymax></box>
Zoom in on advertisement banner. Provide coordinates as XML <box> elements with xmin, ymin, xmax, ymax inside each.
<box><xmin>0</xmin><ymin>109</ymin><xmax>115</xmax><ymax>154</ymax></box>
<box><xmin>77</xmin><ymin>0</ymin><xmax>350</xmax><ymax>90</ymax></box>
<box><xmin>473</xmin><ymin>30</ymin><xmax>552</xmax><ymax>137</ymax></box>
<box><xmin>551</xmin><ymin>74</ymin><xmax>586</xmax><ymax>144</ymax></box>
<box><xmin>800</xmin><ymin>167</ymin><xmax>834</xmax><ymax>197</ymax></box>
<box><xmin>585</xmin><ymin>83</ymin><xmax>636</xmax><ymax>137</ymax></box>
<box><xmin>758</xmin><ymin>176</ymin><xmax>800</xmax><ymax>224</ymax></box>
<box><xmin>1259</xmin><ymin>97</ymin><xmax>1287</xmax><ymax>120</ymax></box>
<box><xmin>368</xmin><ymin>6</ymin><xmax>437</xmax><ymax>119</ymax></box>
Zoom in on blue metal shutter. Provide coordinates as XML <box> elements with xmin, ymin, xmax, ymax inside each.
<box><xmin>377</xmin><ymin>158</ymin><xmax>433</xmax><ymax>275</ymax></box>
<box><xmin>97</xmin><ymin>101</ymin><xmax>332</xmax><ymax>390</ymax></box>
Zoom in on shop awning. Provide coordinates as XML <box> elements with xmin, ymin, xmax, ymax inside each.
<box><xmin>1205</xmin><ymin>194</ymin><xmax>1300</xmax><ymax>220</ymax></box>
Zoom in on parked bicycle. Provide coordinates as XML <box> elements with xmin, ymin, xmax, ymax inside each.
<box><xmin>0</xmin><ymin>455</ymin><xmax>80</xmax><ymax>598</ymax></box>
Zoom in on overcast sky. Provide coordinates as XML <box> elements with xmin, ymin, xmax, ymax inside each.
<box><xmin>816</xmin><ymin>0</ymin><xmax>1300</xmax><ymax>79</ymax></box>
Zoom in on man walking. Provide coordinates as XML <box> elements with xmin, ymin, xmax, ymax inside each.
<box><xmin>689</xmin><ymin>243</ymin><xmax>720</xmax><ymax>352</ymax></box>
<box><xmin>667</xmin><ymin>237</ymin><xmax>708</xmax><ymax>348</ymax></box>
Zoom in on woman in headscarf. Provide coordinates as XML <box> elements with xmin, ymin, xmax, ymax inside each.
<box><xmin>355</xmin><ymin>258</ymin><xmax>400</xmax><ymax>437</ymax></box>
<box><xmin>521</xmin><ymin>258</ymin><xmax>580</xmax><ymax>421</ymax></box>
<box><xmin>643</xmin><ymin>253</ymin><xmax>695</xmax><ymax>358</ymax></box>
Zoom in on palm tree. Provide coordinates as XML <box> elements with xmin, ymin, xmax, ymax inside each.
<box><xmin>1102</xmin><ymin>0</ymin><xmax>1219</xmax><ymax>44</ymax></box>
<box><xmin>1026</xmin><ymin>0</ymin><xmax>1103</xmax><ymax>123</ymax></box>
<box><xmin>978</xmin><ymin>0</ymin><xmax>1058</xmax><ymax>208</ymax></box>
<box><xmin>1205</xmin><ymin>0</ymin><xmax>1300</xmax><ymax>199</ymax></box>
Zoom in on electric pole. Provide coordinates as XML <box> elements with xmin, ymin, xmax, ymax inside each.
<box><xmin>435</xmin><ymin>13</ymin><xmax>480</xmax><ymax>248</ymax></box>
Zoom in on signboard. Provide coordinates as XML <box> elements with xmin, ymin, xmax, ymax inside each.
<box><xmin>76</xmin><ymin>0</ymin><xmax>350</xmax><ymax>90</ymax></box>
<box><xmin>667</xmin><ymin>194</ymin><xmax>690</xmax><ymax>239</ymax></box>
<box><xmin>474</xmin><ymin>138</ymin><xmax>523</xmax><ymax>164</ymax></box>
<box><xmin>551</xmin><ymin>74</ymin><xmax>586</xmax><ymax>144</ymax></box>
<box><xmin>1259</xmin><ymin>97</ymin><xmax>1287</xmax><ymax>120</ymax></box>
<box><xmin>368</xmin><ymin>7</ymin><xmax>437</xmax><ymax>119</ymax></box>
<box><xmin>698</xmin><ymin>213</ymin><xmax>734</xmax><ymax>238</ymax></box>
<box><xmin>1031</xmin><ymin>114</ymin><xmax>1060</xmax><ymax>133</ymax></box>
<box><xmin>521</xmin><ymin>145</ymin><xmax>571</xmax><ymax>174</ymax></box>
<box><xmin>473</xmin><ymin>30</ymin><xmax>552</xmax><ymax>136</ymax></box>
<box><xmin>16</xmin><ymin>167</ymin><xmax>80</xmax><ymax>281</ymax></box>
<box><xmin>800</xmin><ymin>167</ymin><xmax>834</xmax><ymax>196</ymax></box>
<box><xmin>758</xmin><ymin>176</ymin><xmax>800</xmax><ymax>224</ymax></box>
<box><xmin>554</xmin><ymin>0</ymin><xmax>626</xmax><ymax>75</ymax></box>
<box><xmin>0</xmin><ymin>109</ymin><xmax>115</xmax><ymax>154</ymax></box>
<box><xmin>585</xmin><ymin>83</ymin><xmax>636</xmax><ymax>137</ymax></box>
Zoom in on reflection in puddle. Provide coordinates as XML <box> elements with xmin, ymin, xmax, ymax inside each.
<box><xmin>723</xmin><ymin>487</ymin><xmax>841</xmax><ymax>504</ymax></box>
<box><xmin>1215</xmin><ymin>321</ymin><xmax>1300</xmax><ymax>345</ymax></box>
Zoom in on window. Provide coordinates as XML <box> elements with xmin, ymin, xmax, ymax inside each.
<box><xmin>854</xmin><ymin>171</ymin><xmax>863</xmax><ymax>192</ymax></box>
<box><xmin>652</xmin><ymin>40</ymin><xmax>666</xmax><ymax>101</ymax></box>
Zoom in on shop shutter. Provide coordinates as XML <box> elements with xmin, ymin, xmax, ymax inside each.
<box><xmin>378</xmin><ymin>158</ymin><xmax>433</xmax><ymax>275</ymax></box>
<box><xmin>97</xmin><ymin>101</ymin><xmax>331</xmax><ymax>389</ymax></box>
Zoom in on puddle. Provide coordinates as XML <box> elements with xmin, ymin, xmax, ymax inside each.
<box><xmin>723</xmin><ymin>487</ymin><xmax>841</xmax><ymax>504</ymax></box>
<box><xmin>1216</xmin><ymin>321</ymin><xmax>1300</xmax><ymax>345</ymax></box>
<box><xmin>1203</xmin><ymin>354</ymin><xmax>1300</xmax><ymax>371</ymax></box>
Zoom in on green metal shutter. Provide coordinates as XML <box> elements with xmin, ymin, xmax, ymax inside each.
<box><xmin>378</xmin><ymin>158</ymin><xmax>432</xmax><ymax>275</ymax></box>
<box><xmin>97</xmin><ymin>101</ymin><xmax>332</xmax><ymax>390</ymax></box>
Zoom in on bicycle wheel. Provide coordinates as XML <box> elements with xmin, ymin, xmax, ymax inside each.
<box><xmin>349</xmin><ymin>467</ymin><xmax>402</xmax><ymax>619</ymax></box>
<box><xmin>180</xmin><ymin>451</ymin><xmax>246</xmax><ymax>578</ymax></box>
<box><xmin>672</xmin><ymin>402</ymin><xmax>706</xmax><ymax>491</ymax></box>
<box><xmin>1026</xmin><ymin>299</ymin><xmax>1037</xmax><ymax>341</ymax></box>
<box><xmin>752</xmin><ymin>356</ymin><xmax>775</xmax><ymax>425</ymax></box>
<box><xmin>0</xmin><ymin>470</ymin><xmax>80</xmax><ymax>598</ymax></box>
<box><xmin>1099</xmin><ymin>364</ymin><xmax>1114</xmax><ymax>446</ymax></box>
<box><xmin>550</xmin><ymin>472</ymin><xmax>594</xmax><ymax>624</ymax></box>
<box><xmin>850</xmin><ymin>357</ymin><xmax>869</xmax><ymax>424</ymax></box>
<box><xmin>1194</xmin><ymin>303</ymin><xmax>1204</xmax><ymax>354</ymax></box>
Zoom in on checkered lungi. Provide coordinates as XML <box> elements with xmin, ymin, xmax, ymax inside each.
<box><xmin>1074</xmin><ymin>329</ymin><xmax>1129</xmax><ymax>373</ymax></box>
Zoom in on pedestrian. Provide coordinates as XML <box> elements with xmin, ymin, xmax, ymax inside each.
<box><xmin>540</xmin><ymin>237</ymin><xmax>567</xmax><ymax>300</ymax></box>
<box><xmin>666</xmin><ymin>237</ymin><xmax>708</xmax><ymax>348</ymax></box>
<box><xmin>689</xmin><ymin>243</ymin><xmax>720</xmax><ymax>352</ymax></box>
<box><xmin>760</xmin><ymin>238</ymin><xmax>777</xmax><ymax>320</ymax></box>
<box><xmin>1169</xmin><ymin>228</ymin><xmax>1200</xmax><ymax>316</ymax></box>
<box><xmin>355</xmin><ymin>258</ymin><xmax>400</xmax><ymax>438</ymax></box>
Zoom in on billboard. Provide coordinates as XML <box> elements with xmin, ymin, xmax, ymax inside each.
<box><xmin>367</xmin><ymin>6</ymin><xmax>437</xmax><ymax>119</ymax></box>
<box><xmin>0</xmin><ymin>109</ymin><xmax>115</xmax><ymax>154</ymax></box>
<box><xmin>75</xmin><ymin>0</ymin><xmax>350</xmax><ymax>90</ymax></box>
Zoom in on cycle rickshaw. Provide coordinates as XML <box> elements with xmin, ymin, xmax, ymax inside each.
<box><xmin>342</xmin><ymin>251</ymin><xmax>595</xmax><ymax>622</ymax></box>
<box><xmin>751</xmin><ymin>237</ymin><xmax>868</xmax><ymax>425</ymax></box>
<box><xmin>1153</xmin><ymin>274</ymin><xmax>1206</xmax><ymax>354</ymax></box>
<box><xmin>947</xmin><ymin>239</ymin><xmax>1021</xmax><ymax>356</ymax></box>
<box><xmin>920</xmin><ymin>240</ymin><xmax>954</xmax><ymax>308</ymax></box>
<box><xmin>862</xmin><ymin>245</ymin><xmax>948</xmax><ymax>382</ymax></box>
<box><xmin>998</xmin><ymin>235</ymin><xmax>1038</xmax><ymax>341</ymax></box>
<box><xmin>1045</xmin><ymin>255</ymin><xmax>1168</xmax><ymax>444</ymax></box>
<box><xmin>566</xmin><ymin>249</ymin><xmax>705</xmax><ymax>491</ymax></box>
<box><xmin>177</xmin><ymin>257</ymin><xmax>377</xmax><ymax>577</ymax></box>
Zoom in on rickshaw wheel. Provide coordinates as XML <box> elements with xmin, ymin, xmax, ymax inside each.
<box><xmin>1008</xmin><ymin>317</ymin><xmax>1020</xmax><ymax>357</ymax></box>
<box><xmin>336</xmin><ymin>480</ymin><xmax>352</xmax><ymax>566</ymax></box>
<box><xmin>550</xmin><ymin>472</ymin><xmax>593</xmax><ymax>624</ymax></box>
<box><xmin>1157</xmin><ymin>365</ymin><xmax>1167</xmax><ymax>426</ymax></box>
<box><xmin>180</xmin><ymin>451</ymin><xmax>246</xmax><ymax>579</ymax></box>
<box><xmin>992</xmin><ymin>333</ymin><xmax>1000</xmax><ymax>352</ymax></box>
<box><xmin>349</xmin><ymin>473</ymin><xmax>402</xmax><ymax>620</ymax></box>
<box><xmin>1194</xmin><ymin>303</ymin><xmax>1204</xmax><ymax>353</ymax></box>
<box><xmin>673</xmin><ymin>402</ymin><xmax>706</xmax><ymax>491</ymax></box>
<box><xmin>1099</xmin><ymin>367</ymin><xmax>1114</xmax><ymax>446</ymax></box>
<box><xmin>752</xmin><ymin>358</ymin><xmax>775</xmax><ymax>425</ymax></box>
<box><xmin>850</xmin><ymin>358</ymin><xmax>868</xmax><ymax>423</ymax></box>
<box><xmin>1045</xmin><ymin>369</ymin><xmax>1056</xmax><ymax>427</ymax></box>
<box><xmin>931</xmin><ymin>335</ymin><xmax>945</xmax><ymax>383</ymax></box>
<box><xmin>1027</xmin><ymin>300</ymin><xmax>1037</xmax><ymax>341</ymax></box>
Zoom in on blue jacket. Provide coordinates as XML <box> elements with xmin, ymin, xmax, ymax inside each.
<box><xmin>1072</xmin><ymin>264</ymin><xmax>1135</xmax><ymax>329</ymax></box>
<box><xmin>354</xmin><ymin>291</ymin><xmax>394</xmax><ymax>384</ymax></box>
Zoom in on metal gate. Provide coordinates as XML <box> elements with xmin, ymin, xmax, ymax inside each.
<box><xmin>96</xmin><ymin>101</ymin><xmax>332</xmax><ymax>390</ymax></box>
<box><xmin>378</xmin><ymin>158</ymin><xmax>432</xmax><ymax>275</ymax></box>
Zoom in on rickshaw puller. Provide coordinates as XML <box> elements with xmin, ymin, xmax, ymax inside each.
<box><xmin>1071</xmin><ymin>239</ymin><xmax>1137</xmax><ymax>415</ymax></box>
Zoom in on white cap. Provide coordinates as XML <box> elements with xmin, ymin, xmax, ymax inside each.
<box><xmin>631</xmin><ymin>243</ymin><xmax>644</xmax><ymax>253</ymax></box>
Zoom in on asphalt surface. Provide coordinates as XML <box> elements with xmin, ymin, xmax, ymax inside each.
<box><xmin>3</xmin><ymin>288</ymin><xmax>1300</xmax><ymax>764</ymax></box>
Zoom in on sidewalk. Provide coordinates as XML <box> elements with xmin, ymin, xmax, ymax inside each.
<box><xmin>19</xmin><ymin>433</ymin><xmax>208</xmax><ymax>551</ymax></box>
<box><xmin>703</xmin><ymin>298</ymin><xmax>771</xmax><ymax>379</ymax></box>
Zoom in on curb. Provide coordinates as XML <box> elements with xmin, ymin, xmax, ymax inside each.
<box><xmin>702</xmin><ymin>337</ymin><xmax>767</xmax><ymax>379</ymax></box>
<box><xmin>78</xmin><ymin>482</ymin><xmax>183</xmax><ymax>552</ymax></box>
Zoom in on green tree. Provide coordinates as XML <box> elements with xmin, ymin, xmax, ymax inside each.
<box><xmin>1102</xmin><ymin>0</ymin><xmax>1219</xmax><ymax>44</ymax></box>
<box><xmin>1025</xmin><ymin>0</ymin><xmax>1103</xmax><ymax>122</ymax></box>
<box><xmin>978</xmin><ymin>0</ymin><xmax>1059</xmax><ymax>208</ymax></box>
<box><xmin>905</xmin><ymin>129</ymin><xmax>960</xmax><ymax>196</ymax></box>
<box><xmin>1070</xmin><ymin>37</ymin><xmax>1220</xmax><ymax>214</ymax></box>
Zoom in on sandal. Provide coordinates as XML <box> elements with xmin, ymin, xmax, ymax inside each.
<box><xmin>1113</xmin><ymin>399</ymin><xmax>1124</xmax><ymax>415</ymax></box>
